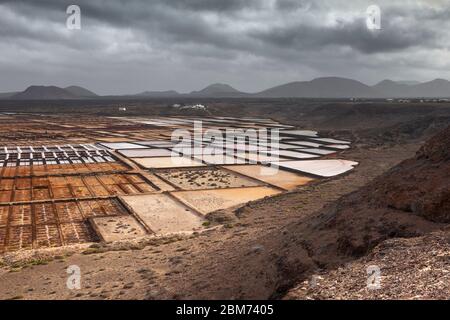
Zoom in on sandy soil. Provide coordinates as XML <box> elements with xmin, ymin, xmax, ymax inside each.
<box><xmin>156</xmin><ymin>168</ymin><xmax>262</xmax><ymax>190</ymax></box>
<box><xmin>121</xmin><ymin>194</ymin><xmax>205</xmax><ymax>235</ymax></box>
<box><xmin>171</xmin><ymin>186</ymin><xmax>281</xmax><ymax>215</ymax></box>
<box><xmin>223</xmin><ymin>165</ymin><xmax>314</xmax><ymax>190</ymax></box>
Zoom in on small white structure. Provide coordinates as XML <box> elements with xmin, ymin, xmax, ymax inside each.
<box><xmin>173</xmin><ymin>104</ymin><xmax>208</xmax><ymax>111</ymax></box>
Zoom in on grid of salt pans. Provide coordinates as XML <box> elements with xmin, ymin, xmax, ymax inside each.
<box><xmin>0</xmin><ymin>144</ymin><xmax>117</xmax><ymax>167</ymax></box>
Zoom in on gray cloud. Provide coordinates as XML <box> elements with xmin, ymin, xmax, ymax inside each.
<box><xmin>252</xmin><ymin>14</ymin><xmax>435</xmax><ymax>54</ymax></box>
<box><xmin>0</xmin><ymin>0</ymin><xmax>449</xmax><ymax>94</ymax></box>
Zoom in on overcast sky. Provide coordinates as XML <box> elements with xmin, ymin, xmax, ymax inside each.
<box><xmin>0</xmin><ymin>0</ymin><xmax>449</xmax><ymax>94</ymax></box>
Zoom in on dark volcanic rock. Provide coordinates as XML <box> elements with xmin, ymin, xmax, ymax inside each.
<box><xmin>365</xmin><ymin>126</ymin><xmax>450</xmax><ymax>222</ymax></box>
<box><xmin>269</xmin><ymin>126</ymin><xmax>450</xmax><ymax>297</ymax></box>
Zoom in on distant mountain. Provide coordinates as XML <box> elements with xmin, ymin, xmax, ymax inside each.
<box><xmin>256</xmin><ymin>77</ymin><xmax>450</xmax><ymax>98</ymax></box>
<box><xmin>373</xmin><ymin>79</ymin><xmax>450</xmax><ymax>98</ymax></box>
<box><xmin>255</xmin><ymin>77</ymin><xmax>378</xmax><ymax>98</ymax></box>
<box><xmin>190</xmin><ymin>83</ymin><xmax>247</xmax><ymax>97</ymax></box>
<box><xmin>413</xmin><ymin>79</ymin><xmax>450</xmax><ymax>98</ymax></box>
<box><xmin>3</xmin><ymin>77</ymin><xmax>450</xmax><ymax>100</ymax></box>
<box><xmin>12</xmin><ymin>86</ymin><xmax>77</xmax><ymax>100</ymax></box>
<box><xmin>395</xmin><ymin>80</ymin><xmax>421</xmax><ymax>86</ymax></box>
<box><xmin>0</xmin><ymin>91</ymin><xmax>19</xmax><ymax>99</ymax></box>
<box><xmin>64</xmin><ymin>85</ymin><xmax>98</xmax><ymax>98</ymax></box>
<box><xmin>11</xmin><ymin>85</ymin><xmax>98</xmax><ymax>100</ymax></box>
<box><xmin>135</xmin><ymin>90</ymin><xmax>180</xmax><ymax>97</ymax></box>
<box><xmin>372</xmin><ymin>80</ymin><xmax>413</xmax><ymax>98</ymax></box>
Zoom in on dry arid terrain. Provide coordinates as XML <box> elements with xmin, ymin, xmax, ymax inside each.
<box><xmin>0</xmin><ymin>100</ymin><xmax>449</xmax><ymax>300</ymax></box>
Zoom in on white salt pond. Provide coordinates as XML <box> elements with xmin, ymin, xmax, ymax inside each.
<box><xmin>273</xmin><ymin>159</ymin><xmax>358</xmax><ymax>177</ymax></box>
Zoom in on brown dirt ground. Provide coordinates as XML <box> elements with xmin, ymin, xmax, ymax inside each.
<box><xmin>284</xmin><ymin>231</ymin><xmax>450</xmax><ymax>300</ymax></box>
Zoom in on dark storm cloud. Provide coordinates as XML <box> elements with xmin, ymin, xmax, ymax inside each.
<box><xmin>0</xmin><ymin>0</ymin><xmax>449</xmax><ymax>94</ymax></box>
<box><xmin>1</xmin><ymin>0</ymin><xmax>263</xmax><ymax>24</ymax></box>
<box><xmin>275</xmin><ymin>0</ymin><xmax>316</xmax><ymax>12</ymax></box>
<box><xmin>251</xmin><ymin>14</ymin><xmax>436</xmax><ymax>54</ymax></box>
<box><xmin>1</xmin><ymin>0</ymin><xmax>446</xmax><ymax>54</ymax></box>
<box><xmin>0</xmin><ymin>0</ymin><xmax>258</xmax><ymax>54</ymax></box>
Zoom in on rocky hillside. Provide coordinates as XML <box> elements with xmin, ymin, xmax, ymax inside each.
<box><xmin>364</xmin><ymin>126</ymin><xmax>450</xmax><ymax>223</ymax></box>
<box><xmin>294</xmin><ymin>125</ymin><xmax>449</xmax><ymax>260</ymax></box>
<box><xmin>281</xmin><ymin>125</ymin><xmax>450</xmax><ymax>298</ymax></box>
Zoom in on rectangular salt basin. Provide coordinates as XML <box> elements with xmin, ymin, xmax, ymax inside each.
<box><xmin>118</xmin><ymin>148</ymin><xmax>172</xmax><ymax>158</ymax></box>
<box><xmin>234</xmin><ymin>152</ymin><xmax>291</xmax><ymax>164</ymax></box>
<box><xmin>90</xmin><ymin>215</ymin><xmax>147</xmax><ymax>242</ymax></box>
<box><xmin>311</xmin><ymin>138</ymin><xmax>350</xmax><ymax>144</ymax></box>
<box><xmin>269</xmin><ymin>143</ymin><xmax>307</xmax><ymax>150</ymax></box>
<box><xmin>156</xmin><ymin>168</ymin><xmax>261</xmax><ymax>190</ymax></box>
<box><xmin>171</xmin><ymin>186</ymin><xmax>281</xmax><ymax>215</ymax></box>
<box><xmin>223</xmin><ymin>165</ymin><xmax>314</xmax><ymax>190</ymax></box>
<box><xmin>133</xmin><ymin>156</ymin><xmax>206</xmax><ymax>169</ymax></box>
<box><xmin>325</xmin><ymin>144</ymin><xmax>350</xmax><ymax>150</ymax></box>
<box><xmin>139</xmin><ymin>121</ymin><xmax>175</xmax><ymax>127</ymax></box>
<box><xmin>194</xmin><ymin>154</ymin><xmax>244</xmax><ymax>165</ymax></box>
<box><xmin>282</xmin><ymin>141</ymin><xmax>323</xmax><ymax>148</ymax></box>
<box><xmin>121</xmin><ymin>194</ymin><xmax>204</xmax><ymax>234</ymax></box>
<box><xmin>225</xmin><ymin>136</ymin><xmax>285</xmax><ymax>143</ymax></box>
<box><xmin>99</xmin><ymin>142</ymin><xmax>148</xmax><ymax>150</ymax></box>
<box><xmin>300</xmin><ymin>148</ymin><xmax>337</xmax><ymax>155</ymax></box>
<box><xmin>220</xmin><ymin>141</ymin><xmax>297</xmax><ymax>152</ymax></box>
<box><xmin>280</xmin><ymin>130</ymin><xmax>318</xmax><ymax>137</ymax></box>
<box><xmin>173</xmin><ymin>146</ymin><xmax>226</xmax><ymax>156</ymax></box>
<box><xmin>219</xmin><ymin>143</ymin><xmax>264</xmax><ymax>152</ymax></box>
<box><xmin>135</xmin><ymin>141</ymin><xmax>178</xmax><ymax>148</ymax></box>
<box><xmin>267</xmin><ymin>150</ymin><xmax>319</xmax><ymax>159</ymax></box>
<box><xmin>274</xmin><ymin>160</ymin><xmax>358</xmax><ymax>177</ymax></box>
<box><xmin>144</xmin><ymin>144</ymin><xmax>178</xmax><ymax>149</ymax></box>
